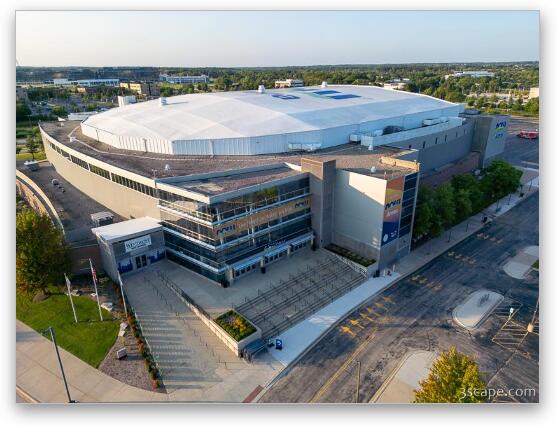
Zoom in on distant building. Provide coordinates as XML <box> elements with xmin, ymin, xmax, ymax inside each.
<box><xmin>160</xmin><ymin>74</ymin><xmax>209</xmax><ymax>84</ymax></box>
<box><xmin>383</xmin><ymin>79</ymin><xmax>411</xmax><ymax>90</ymax></box>
<box><xmin>51</xmin><ymin>78</ymin><xmax>120</xmax><ymax>87</ymax></box>
<box><xmin>16</xmin><ymin>86</ymin><xmax>28</xmax><ymax>102</ymax></box>
<box><xmin>529</xmin><ymin>87</ymin><xmax>539</xmax><ymax>99</ymax></box>
<box><xmin>120</xmin><ymin>81</ymin><xmax>160</xmax><ymax>97</ymax></box>
<box><xmin>274</xmin><ymin>79</ymin><xmax>304</xmax><ymax>88</ymax></box>
<box><xmin>445</xmin><ymin>71</ymin><xmax>496</xmax><ymax>79</ymax></box>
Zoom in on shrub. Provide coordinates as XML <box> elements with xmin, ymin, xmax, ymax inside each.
<box><xmin>215</xmin><ymin>311</ymin><xmax>256</xmax><ymax>341</ymax></box>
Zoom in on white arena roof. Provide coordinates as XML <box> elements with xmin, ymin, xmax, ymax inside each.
<box><xmin>80</xmin><ymin>85</ymin><xmax>463</xmax><ymax>156</ymax></box>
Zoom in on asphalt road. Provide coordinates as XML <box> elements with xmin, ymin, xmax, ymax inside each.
<box><xmin>260</xmin><ymin>192</ymin><xmax>539</xmax><ymax>403</ymax></box>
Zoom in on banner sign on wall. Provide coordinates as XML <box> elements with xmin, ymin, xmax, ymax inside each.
<box><xmin>381</xmin><ymin>176</ymin><xmax>404</xmax><ymax>246</ymax></box>
<box><xmin>214</xmin><ymin>197</ymin><xmax>310</xmax><ymax>238</ymax></box>
<box><xmin>124</xmin><ymin>234</ymin><xmax>152</xmax><ymax>253</ymax></box>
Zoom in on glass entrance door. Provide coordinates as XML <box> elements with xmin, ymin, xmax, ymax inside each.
<box><xmin>135</xmin><ymin>254</ymin><xmax>148</xmax><ymax>269</ymax></box>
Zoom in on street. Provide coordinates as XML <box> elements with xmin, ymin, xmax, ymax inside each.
<box><xmin>260</xmin><ymin>191</ymin><xmax>539</xmax><ymax>403</ymax></box>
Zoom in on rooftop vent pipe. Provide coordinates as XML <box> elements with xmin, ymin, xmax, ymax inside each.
<box><xmin>258</xmin><ymin>85</ymin><xmax>266</xmax><ymax>93</ymax></box>
<box><xmin>159</xmin><ymin>97</ymin><xmax>167</xmax><ymax>106</ymax></box>
<box><xmin>321</xmin><ymin>81</ymin><xmax>328</xmax><ymax>88</ymax></box>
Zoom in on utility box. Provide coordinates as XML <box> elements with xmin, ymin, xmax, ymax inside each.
<box><xmin>91</xmin><ymin>211</ymin><xmax>114</xmax><ymax>228</ymax></box>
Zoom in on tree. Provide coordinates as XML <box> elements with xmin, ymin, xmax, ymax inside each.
<box><xmin>451</xmin><ymin>174</ymin><xmax>485</xmax><ymax>213</ymax></box>
<box><xmin>412</xmin><ymin>186</ymin><xmax>434</xmax><ymax>239</ymax></box>
<box><xmin>432</xmin><ymin>183</ymin><xmax>456</xmax><ymax>227</ymax></box>
<box><xmin>16</xmin><ymin>102</ymin><xmax>31</xmax><ymax>122</ymax></box>
<box><xmin>25</xmin><ymin>133</ymin><xmax>40</xmax><ymax>160</ymax></box>
<box><xmin>16</xmin><ymin>210</ymin><xmax>71</xmax><ymax>295</ymax></box>
<box><xmin>414</xmin><ymin>347</ymin><xmax>487</xmax><ymax>403</ymax></box>
<box><xmin>52</xmin><ymin>105</ymin><xmax>67</xmax><ymax>117</ymax></box>
<box><xmin>453</xmin><ymin>188</ymin><xmax>473</xmax><ymax>224</ymax></box>
<box><xmin>481</xmin><ymin>160</ymin><xmax>523</xmax><ymax>203</ymax></box>
<box><xmin>524</xmin><ymin>97</ymin><xmax>539</xmax><ymax>115</ymax></box>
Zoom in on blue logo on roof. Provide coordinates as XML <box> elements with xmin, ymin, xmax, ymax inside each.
<box><xmin>271</xmin><ymin>93</ymin><xmax>300</xmax><ymax>100</ymax></box>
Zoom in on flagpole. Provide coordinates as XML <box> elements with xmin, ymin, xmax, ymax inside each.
<box><xmin>64</xmin><ymin>274</ymin><xmax>78</xmax><ymax>324</ymax></box>
<box><xmin>89</xmin><ymin>258</ymin><xmax>103</xmax><ymax>321</ymax></box>
<box><xmin>118</xmin><ymin>272</ymin><xmax>128</xmax><ymax>318</ymax></box>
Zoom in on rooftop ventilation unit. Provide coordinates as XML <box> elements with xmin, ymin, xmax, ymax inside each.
<box><xmin>370</xmin><ymin>166</ymin><xmax>377</xmax><ymax>174</ymax></box>
<box><xmin>321</xmin><ymin>81</ymin><xmax>328</xmax><ymax>88</ymax></box>
<box><xmin>69</xmin><ymin>136</ymin><xmax>76</xmax><ymax>143</ymax></box>
<box><xmin>258</xmin><ymin>85</ymin><xmax>266</xmax><ymax>93</ymax></box>
<box><xmin>159</xmin><ymin>97</ymin><xmax>167</xmax><ymax>106</ymax></box>
<box><xmin>164</xmin><ymin>164</ymin><xmax>171</xmax><ymax>172</ymax></box>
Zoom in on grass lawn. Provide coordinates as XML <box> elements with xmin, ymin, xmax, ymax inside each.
<box><xmin>16</xmin><ymin>151</ymin><xmax>46</xmax><ymax>161</ymax></box>
<box><xmin>16</xmin><ymin>290</ymin><xmax>119</xmax><ymax>367</ymax></box>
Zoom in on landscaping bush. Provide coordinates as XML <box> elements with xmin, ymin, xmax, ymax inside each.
<box><xmin>215</xmin><ymin>310</ymin><xmax>256</xmax><ymax>342</ymax></box>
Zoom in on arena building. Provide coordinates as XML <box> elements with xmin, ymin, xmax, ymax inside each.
<box><xmin>39</xmin><ymin>84</ymin><xmax>508</xmax><ymax>286</ymax></box>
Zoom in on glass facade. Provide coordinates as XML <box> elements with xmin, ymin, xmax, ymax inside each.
<box><xmin>160</xmin><ymin>178</ymin><xmax>313</xmax><ymax>282</ymax></box>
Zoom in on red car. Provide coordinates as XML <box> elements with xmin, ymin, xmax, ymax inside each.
<box><xmin>518</xmin><ymin>130</ymin><xmax>539</xmax><ymax>140</ymax></box>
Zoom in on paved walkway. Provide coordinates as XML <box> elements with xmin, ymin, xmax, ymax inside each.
<box><xmin>268</xmin><ymin>273</ymin><xmax>400</xmax><ymax>366</ymax></box>
<box><xmin>503</xmin><ymin>245</ymin><xmax>539</xmax><ymax>279</ymax></box>
<box><xmin>370</xmin><ymin>350</ymin><xmax>437</xmax><ymax>403</ymax></box>
<box><xmin>16</xmin><ymin>320</ymin><xmax>168</xmax><ymax>403</ymax></box>
<box><xmin>123</xmin><ymin>271</ymin><xmax>283</xmax><ymax>402</ymax></box>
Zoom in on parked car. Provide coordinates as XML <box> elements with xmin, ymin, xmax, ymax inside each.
<box><xmin>518</xmin><ymin>130</ymin><xmax>539</xmax><ymax>140</ymax></box>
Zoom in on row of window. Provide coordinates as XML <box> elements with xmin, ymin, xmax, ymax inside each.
<box><xmin>89</xmin><ymin>164</ymin><xmax>110</xmax><ymax>180</ymax></box>
<box><xmin>48</xmin><ymin>140</ymin><xmax>160</xmax><ymax>199</ymax></box>
<box><xmin>110</xmin><ymin>173</ymin><xmax>158</xmax><ymax>198</ymax></box>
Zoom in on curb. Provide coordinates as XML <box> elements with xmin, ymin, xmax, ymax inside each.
<box><xmin>16</xmin><ymin>385</ymin><xmax>40</xmax><ymax>403</ymax></box>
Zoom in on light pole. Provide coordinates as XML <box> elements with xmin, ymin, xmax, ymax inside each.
<box><xmin>355</xmin><ymin>361</ymin><xmax>361</xmax><ymax>403</ymax></box>
<box><xmin>42</xmin><ymin>326</ymin><xmax>75</xmax><ymax>403</ymax></box>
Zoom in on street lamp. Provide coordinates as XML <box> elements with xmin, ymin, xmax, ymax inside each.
<box><xmin>42</xmin><ymin>326</ymin><xmax>75</xmax><ymax>403</ymax></box>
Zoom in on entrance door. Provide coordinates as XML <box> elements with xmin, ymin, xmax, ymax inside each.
<box><xmin>135</xmin><ymin>254</ymin><xmax>148</xmax><ymax>269</ymax></box>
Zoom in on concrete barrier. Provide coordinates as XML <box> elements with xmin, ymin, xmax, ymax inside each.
<box><xmin>16</xmin><ymin>169</ymin><xmax>64</xmax><ymax>233</ymax></box>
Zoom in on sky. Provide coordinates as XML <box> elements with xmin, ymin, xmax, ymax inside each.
<box><xmin>16</xmin><ymin>10</ymin><xmax>539</xmax><ymax>67</ymax></box>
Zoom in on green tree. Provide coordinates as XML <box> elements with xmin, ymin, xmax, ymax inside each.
<box><xmin>16</xmin><ymin>210</ymin><xmax>71</xmax><ymax>295</ymax></box>
<box><xmin>453</xmin><ymin>188</ymin><xmax>473</xmax><ymax>224</ymax></box>
<box><xmin>414</xmin><ymin>347</ymin><xmax>487</xmax><ymax>403</ymax></box>
<box><xmin>432</xmin><ymin>183</ymin><xmax>456</xmax><ymax>227</ymax></box>
<box><xmin>25</xmin><ymin>132</ymin><xmax>40</xmax><ymax>160</ymax></box>
<box><xmin>52</xmin><ymin>105</ymin><xmax>67</xmax><ymax>117</ymax></box>
<box><xmin>451</xmin><ymin>174</ymin><xmax>485</xmax><ymax>213</ymax></box>
<box><xmin>16</xmin><ymin>102</ymin><xmax>31</xmax><ymax>122</ymax></box>
<box><xmin>412</xmin><ymin>186</ymin><xmax>434</xmax><ymax>239</ymax></box>
<box><xmin>524</xmin><ymin>97</ymin><xmax>539</xmax><ymax>115</ymax></box>
<box><xmin>481</xmin><ymin>160</ymin><xmax>523</xmax><ymax>203</ymax></box>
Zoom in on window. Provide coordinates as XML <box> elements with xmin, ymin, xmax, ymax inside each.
<box><xmin>444</xmin><ymin>134</ymin><xmax>448</xmax><ymax>142</ymax></box>
<box><xmin>422</xmin><ymin>141</ymin><xmax>426</xmax><ymax>149</ymax></box>
<box><xmin>409</xmin><ymin>144</ymin><xmax>412</xmax><ymax>149</ymax></box>
<box><xmin>435</xmin><ymin>137</ymin><xmax>438</xmax><ymax>144</ymax></box>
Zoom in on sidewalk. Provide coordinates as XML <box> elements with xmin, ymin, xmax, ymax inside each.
<box><xmin>16</xmin><ymin>320</ymin><xmax>169</xmax><ymax>403</ymax></box>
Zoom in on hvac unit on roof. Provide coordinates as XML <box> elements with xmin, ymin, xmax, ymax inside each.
<box><xmin>370</xmin><ymin>166</ymin><xmax>377</xmax><ymax>174</ymax></box>
<box><xmin>164</xmin><ymin>164</ymin><xmax>171</xmax><ymax>172</ymax></box>
<box><xmin>258</xmin><ymin>85</ymin><xmax>266</xmax><ymax>93</ymax></box>
<box><xmin>321</xmin><ymin>81</ymin><xmax>328</xmax><ymax>88</ymax></box>
<box><xmin>159</xmin><ymin>97</ymin><xmax>167</xmax><ymax>106</ymax></box>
